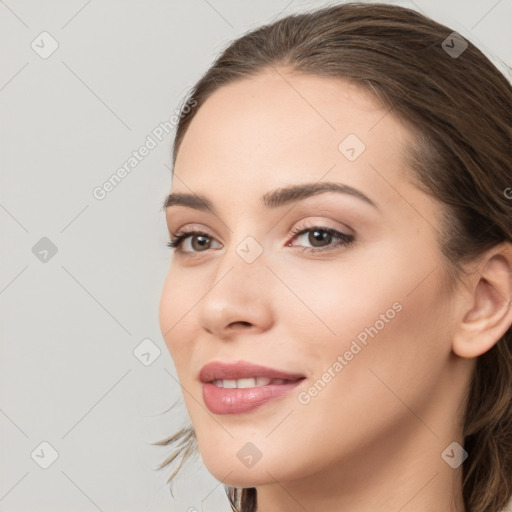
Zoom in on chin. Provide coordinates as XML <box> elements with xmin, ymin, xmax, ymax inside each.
<box><xmin>196</xmin><ymin>439</ymin><xmax>280</xmax><ymax>486</ymax></box>
<box><xmin>203</xmin><ymin>461</ymin><xmax>275</xmax><ymax>488</ymax></box>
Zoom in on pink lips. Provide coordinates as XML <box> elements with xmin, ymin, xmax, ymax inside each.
<box><xmin>199</xmin><ymin>361</ymin><xmax>306</xmax><ymax>415</ymax></box>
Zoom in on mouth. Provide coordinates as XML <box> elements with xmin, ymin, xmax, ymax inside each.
<box><xmin>210</xmin><ymin>376</ymin><xmax>303</xmax><ymax>388</ymax></box>
<box><xmin>199</xmin><ymin>360</ymin><xmax>307</xmax><ymax>415</ymax></box>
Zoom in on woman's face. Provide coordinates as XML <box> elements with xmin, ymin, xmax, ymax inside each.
<box><xmin>159</xmin><ymin>70</ymin><xmax>464</xmax><ymax>489</ymax></box>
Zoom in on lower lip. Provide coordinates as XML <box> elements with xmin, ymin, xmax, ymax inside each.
<box><xmin>202</xmin><ymin>380</ymin><xmax>304</xmax><ymax>415</ymax></box>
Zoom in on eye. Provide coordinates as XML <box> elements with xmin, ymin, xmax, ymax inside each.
<box><xmin>288</xmin><ymin>224</ymin><xmax>355</xmax><ymax>253</ymax></box>
<box><xmin>167</xmin><ymin>229</ymin><xmax>220</xmax><ymax>254</ymax></box>
<box><xmin>166</xmin><ymin>224</ymin><xmax>355</xmax><ymax>255</ymax></box>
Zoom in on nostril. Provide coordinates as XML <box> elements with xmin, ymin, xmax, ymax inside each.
<box><xmin>229</xmin><ymin>321</ymin><xmax>252</xmax><ymax>328</ymax></box>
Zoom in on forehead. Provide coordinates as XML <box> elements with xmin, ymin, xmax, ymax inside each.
<box><xmin>172</xmin><ymin>69</ymin><xmax>416</xmax><ymax>213</ymax></box>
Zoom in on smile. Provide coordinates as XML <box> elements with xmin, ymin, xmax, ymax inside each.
<box><xmin>211</xmin><ymin>377</ymin><xmax>298</xmax><ymax>388</ymax></box>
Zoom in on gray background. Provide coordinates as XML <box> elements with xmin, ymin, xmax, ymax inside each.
<box><xmin>1</xmin><ymin>1</ymin><xmax>511</xmax><ymax>511</ymax></box>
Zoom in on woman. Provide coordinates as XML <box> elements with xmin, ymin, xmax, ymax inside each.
<box><xmin>156</xmin><ymin>3</ymin><xmax>512</xmax><ymax>511</ymax></box>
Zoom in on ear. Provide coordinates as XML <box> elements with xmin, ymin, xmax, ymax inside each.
<box><xmin>452</xmin><ymin>242</ymin><xmax>512</xmax><ymax>359</ymax></box>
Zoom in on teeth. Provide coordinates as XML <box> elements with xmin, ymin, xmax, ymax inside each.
<box><xmin>237</xmin><ymin>378</ymin><xmax>257</xmax><ymax>388</ymax></box>
<box><xmin>211</xmin><ymin>376</ymin><xmax>275</xmax><ymax>388</ymax></box>
<box><xmin>255</xmin><ymin>376</ymin><xmax>272</xmax><ymax>386</ymax></box>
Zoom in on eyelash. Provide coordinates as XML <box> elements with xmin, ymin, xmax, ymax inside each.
<box><xmin>167</xmin><ymin>224</ymin><xmax>355</xmax><ymax>255</ymax></box>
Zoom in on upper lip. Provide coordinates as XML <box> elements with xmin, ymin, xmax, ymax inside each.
<box><xmin>199</xmin><ymin>361</ymin><xmax>306</xmax><ymax>383</ymax></box>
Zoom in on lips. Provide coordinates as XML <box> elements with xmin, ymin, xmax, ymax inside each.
<box><xmin>199</xmin><ymin>360</ymin><xmax>306</xmax><ymax>383</ymax></box>
<box><xmin>199</xmin><ymin>361</ymin><xmax>307</xmax><ymax>415</ymax></box>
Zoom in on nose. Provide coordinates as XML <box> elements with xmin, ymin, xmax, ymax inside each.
<box><xmin>197</xmin><ymin>248</ymin><xmax>275</xmax><ymax>340</ymax></box>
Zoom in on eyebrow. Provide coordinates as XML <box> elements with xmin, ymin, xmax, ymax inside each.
<box><xmin>163</xmin><ymin>181</ymin><xmax>379</xmax><ymax>214</ymax></box>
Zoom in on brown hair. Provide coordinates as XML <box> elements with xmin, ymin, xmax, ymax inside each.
<box><xmin>154</xmin><ymin>3</ymin><xmax>512</xmax><ymax>511</ymax></box>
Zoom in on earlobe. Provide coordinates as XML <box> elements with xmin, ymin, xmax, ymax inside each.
<box><xmin>452</xmin><ymin>244</ymin><xmax>512</xmax><ymax>359</ymax></box>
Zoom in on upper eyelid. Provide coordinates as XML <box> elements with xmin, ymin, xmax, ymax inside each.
<box><xmin>169</xmin><ymin>216</ymin><xmax>354</xmax><ymax>236</ymax></box>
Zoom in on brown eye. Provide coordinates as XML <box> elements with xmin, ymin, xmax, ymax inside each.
<box><xmin>189</xmin><ymin>234</ymin><xmax>212</xmax><ymax>251</ymax></box>
<box><xmin>167</xmin><ymin>230</ymin><xmax>221</xmax><ymax>253</ymax></box>
<box><xmin>308</xmin><ymin>229</ymin><xmax>333</xmax><ymax>247</ymax></box>
<box><xmin>289</xmin><ymin>225</ymin><xmax>355</xmax><ymax>254</ymax></box>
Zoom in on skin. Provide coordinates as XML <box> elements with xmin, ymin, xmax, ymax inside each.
<box><xmin>159</xmin><ymin>69</ymin><xmax>512</xmax><ymax>512</ymax></box>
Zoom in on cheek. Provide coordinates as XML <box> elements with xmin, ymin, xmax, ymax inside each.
<box><xmin>158</xmin><ymin>275</ymin><xmax>176</xmax><ymax>349</ymax></box>
<box><xmin>273</xmin><ymin>251</ymin><xmax>405</xmax><ymax>350</ymax></box>
<box><xmin>254</xmin><ymin>275</ymin><xmax>451</xmax><ymax>481</ymax></box>
<box><xmin>159</xmin><ymin>269</ymin><xmax>196</xmax><ymax>363</ymax></box>
<box><xmin>282</xmin><ymin>243</ymin><xmax>451</xmax><ymax>416</ymax></box>
<box><xmin>302</xmin><ymin>261</ymin><xmax>451</xmax><ymax>422</ymax></box>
